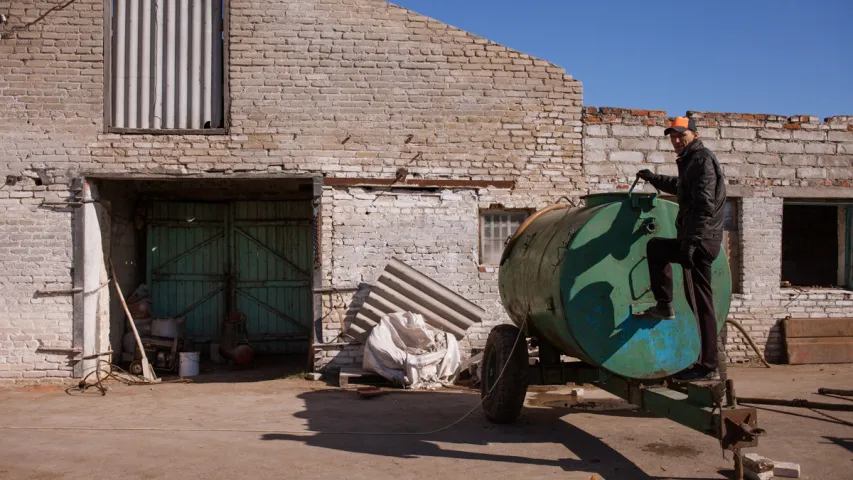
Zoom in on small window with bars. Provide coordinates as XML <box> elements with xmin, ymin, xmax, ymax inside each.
<box><xmin>722</xmin><ymin>199</ymin><xmax>742</xmax><ymax>293</ymax></box>
<box><xmin>480</xmin><ymin>210</ymin><xmax>531</xmax><ymax>265</ymax></box>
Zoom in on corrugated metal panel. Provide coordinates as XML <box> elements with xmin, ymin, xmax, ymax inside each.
<box><xmin>146</xmin><ymin>201</ymin><xmax>227</xmax><ymax>341</ymax></box>
<box><xmin>111</xmin><ymin>0</ymin><xmax>223</xmax><ymax>129</ymax></box>
<box><xmin>345</xmin><ymin>258</ymin><xmax>486</xmax><ymax>343</ymax></box>
<box><xmin>233</xmin><ymin>201</ymin><xmax>313</xmax><ymax>354</ymax></box>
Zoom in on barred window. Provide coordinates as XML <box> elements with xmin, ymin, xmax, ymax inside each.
<box><xmin>480</xmin><ymin>211</ymin><xmax>530</xmax><ymax>265</ymax></box>
<box><xmin>722</xmin><ymin>199</ymin><xmax>742</xmax><ymax>293</ymax></box>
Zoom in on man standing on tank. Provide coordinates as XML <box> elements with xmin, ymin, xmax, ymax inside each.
<box><xmin>636</xmin><ymin>116</ymin><xmax>727</xmax><ymax>382</ymax></box>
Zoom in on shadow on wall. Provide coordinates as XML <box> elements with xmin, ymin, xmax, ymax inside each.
<box><xmin>764</xmin><ymin>320</ymin><xmax>785</xmax><ymax>364</ymax></box>
<box><xmin>258</xmin><ymin>389</ymin><xmax>730</xmax><ymax>480</ymax></box>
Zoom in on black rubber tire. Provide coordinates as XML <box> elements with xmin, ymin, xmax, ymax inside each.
<box><xmin>480</xmin><ymin>324</ymin><xmax>529</xmax><ymax>424</ymax></box>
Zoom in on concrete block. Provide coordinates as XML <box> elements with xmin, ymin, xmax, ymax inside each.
<box><xmin>584</xmin><ymin>150</ymin><xmax>606</xmax><ymax>163</ymax></box>
<box><xmin>734</xmin><ymin>140</ymin><xmax>767</xmax><ymax>153</ymax></box>
<box><xmin>768</xmin><ymin>141</ymin><xmax>804</xmax><ymax>154</ymax></box>
<box><xmin>648</xmin><ymin>126</ymin><xmax>665</xmax><ymax>137</ymax></box>
<box><xmin>611</xmin><ymin>125</ymin><xmax>646</xmax><ymax>137</ymax></box>
<box><xmin>748</xmin><ymin>154</ymin><xmax>780</xmax><ymax>165</ymax></box>
<box><xmin>829</xmin><ymin>131</ymin><xmax>853</xmax><ymax>142</ymax></box>
<box><xmin>743</xmin><ymin>453</ymin><xmax>774</xmax><ymax>473</ymax></box>
<box><xmin>797</xmin><ymin>167</ymin><xmax>826</xmax><ymax>179</ymax></box>
<box><xmin>717</xmin><ymin>154</ymin><xmax>745</xmax><ymax>164</ymax></box>
<box><xmin>758</xmin><ymin>129</ymin><xmax>792</xmax><ymax>140</ymax></box>
<box><xmin>722</xmin><ymin>128</ymin><xmax>756</xmax><ymax>139</ymax></box>
<box><xmin>585</xmin><ymin>125</ymin><xmax>609</xmax><ymax>136</ymax></box>
<box><xmin>305</xmin><ymin>372</ymin><xmax>322</xmax><ymax>381</ymax></box>
<box><xmin>781</xmin><ymin>154</ymin><xmax>817</xmax><ymax>166</ymax></box>
<box><xmin>648</xmin><ymin>151</ymin><xmax>676</xmax><ymax>164</ymax></box>
<box><xmin>792</xmin><ymin>130</ymin><xmax>826</xmax><ymax>141</ymax></box>
<box><xmin>761</xmin><ymin>167</ymin><xmax>796</xmax><ymax>179</ymax></box>
<box><xmin>609</xmin><ymin>151</ymin><xmax>644</xmax><ymax>163</ymax></box>
<box><xmin>805</xmin><ymin>142</ymin><xmax>837</xmax><ymax>154</ymax></box>
<box><xmin>619</xmin><ymin>138</ymin><xmax>657</xmax><ymax>150</ymax></box>
<box><xmin>703</xmin><ymin>139</ymin><xmax>733</xmax><ymax>152</ymax></box>
<box><xmin>773</xmin><ymin>461</ymin><xmax>800</xmax><ymax>478</ymax></box>
<box><xmin>585</xmin><ymin>138</ymin><xmax>618</xmax><ymax>149</ymax></box>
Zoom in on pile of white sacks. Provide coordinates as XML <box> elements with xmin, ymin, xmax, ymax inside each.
<box><xmin>361</xmin><ymin>311</ymin><xmax>460</xmax><ymax>390</ymax></box>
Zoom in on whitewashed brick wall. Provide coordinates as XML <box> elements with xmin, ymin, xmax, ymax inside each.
<box><xmin>1</xmin><ymin>0</ymin><xmax>582</xmax><ymax>380</ymax></box>
<box><xmin>3</xmin><ymin>0</ymin><xmax>852</xmax><ymax>379</ymax></box>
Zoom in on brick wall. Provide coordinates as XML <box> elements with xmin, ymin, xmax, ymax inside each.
<box><xmin>3</xmin><ymin>0</ymin><xmax>852</xmax><ymax>380</ymax></box>
<box><xmin>584</xmin><ymin>108</ymin><xmax>853</xmax><ymax>363</ymax></box>
<box><xmin>316</xmin><ymin>186</ymin><xmax>485</xmax><ymax>368</ymax></box>
<box><xmin>0</xmin><ymin>0</ymin><xmax>583</xmax><ymax>380</ymax></box>
<box><xmin>583</xmin><ymin>108</ymin><xmax>853</xmax><ymax>189</ymax></box>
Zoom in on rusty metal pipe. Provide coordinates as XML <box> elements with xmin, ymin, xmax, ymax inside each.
<box><xmin>818</xmin><ymin>388</ymin><xmax>853</xmax><ymax>397</ymax></box>
<box><xmin>738</xmin><ymin>397</ymin><xmax>853</xmax><ymax>412</ymax></box>
<box><xmin>725</xmin><ymin>319</ymin><xmax>772</xmax><ymax>368</ymax></box>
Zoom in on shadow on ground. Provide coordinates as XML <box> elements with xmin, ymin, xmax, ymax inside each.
<box><xmin>824</xmin><ymin>436</ymin><xmax>853</xmax><ymax>454</ymax></box>
<box><xmin>156</xmin><ymin>354</ymin><xmax>309</xmax><ymax>384</ymax></box>
<box><xmin>259</xmin><ymin>388</ymin><xmax>732</xmax><ymax>480</ymax></box>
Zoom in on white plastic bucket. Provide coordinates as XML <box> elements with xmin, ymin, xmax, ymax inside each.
<box><xmin>179</xmin><ymin>351</ymin><xmax>200</xmax><ymax>377</ymax></box>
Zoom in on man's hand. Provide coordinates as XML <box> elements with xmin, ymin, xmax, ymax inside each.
<box><xmin>636</xmin><ymin>169</ymin><xmax>654</xmax><ymax>181</ymax></box>
<box><xmin>679</xmin><ymin>241</ymin><xmax>696</xmax><ymax>269</ymax></box>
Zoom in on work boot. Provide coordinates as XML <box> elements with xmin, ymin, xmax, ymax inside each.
<box><xmin>643</xmin><ymin>302</ymin><xmax>675</xmax><ymax>320</ymax></box>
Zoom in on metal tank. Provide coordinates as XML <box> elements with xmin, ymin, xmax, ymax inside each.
<box><xmin>497</xmin><ymin>188</ymin><xmax>732</xmax><ymax>380</ymax></box>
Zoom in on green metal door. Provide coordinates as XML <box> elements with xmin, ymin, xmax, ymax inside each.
<box><xmin>146</xmin><ymin>200</ymin><xmax>313</xmax><ymax>354</ymax></box>
<box><xmin>232</xmin><ymin>201</ymin><xmax>313</xmax><ymax>354</ymax></box>
<box><xmin>147</xmin><ymin>202</ymin><xmax>228</xmax><ymax>341</ymax></box>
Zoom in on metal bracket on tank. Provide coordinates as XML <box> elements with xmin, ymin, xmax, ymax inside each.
<box><xmin>627</xmin><ymin>177</ymin><xmax>659</xmax><ymax>211</ymax></box>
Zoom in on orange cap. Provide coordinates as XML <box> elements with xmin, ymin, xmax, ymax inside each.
<box><xmin>664</xmin><ymin>117</ymin><xmax>697</xmax><ymax>135</ymax></box>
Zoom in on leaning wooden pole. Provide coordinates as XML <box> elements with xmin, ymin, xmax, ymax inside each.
<box><xmin>110</xmin><ymin>260</ymin><xmax>157</xmax><ymax>382</ymax></box>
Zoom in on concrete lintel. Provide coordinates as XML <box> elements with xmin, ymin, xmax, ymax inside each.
<box><xmin>773</xmin><ymin>186</ymin><xmax>853</xmax><ymax>199</ymax></box>
<box><xmin>82</xmin><ymin>172</ymin><xmax>320</xmax><ymax>181</ymax></box>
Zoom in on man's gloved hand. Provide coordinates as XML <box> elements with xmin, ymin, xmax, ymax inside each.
<box><xmin>679</xmin><ymin>240</ymin><xmax>697</xmax><ymax>269</ymax></box>
<box><xmin>636</xmin><ymin>169</ymin><xmax>654</xmax><ymax>181</ymax></box>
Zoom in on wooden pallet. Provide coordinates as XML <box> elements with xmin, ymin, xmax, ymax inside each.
<box><xmin>784</xmin><ymin>317</ymin><xmax>853</xmax><ymax>364</ymax></box>
<box><xmin>337</xmin><ymin>367</ymin><xmax>389</xmax><ymax>388</ymax></box>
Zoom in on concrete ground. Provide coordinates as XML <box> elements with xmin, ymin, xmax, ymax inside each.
<box><xmin>0</xmin><ymin>361</ymin><xmax>851</xmax><ymax>480</ymax></box>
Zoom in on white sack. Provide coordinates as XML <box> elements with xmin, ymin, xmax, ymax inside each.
<box><xmin>362</xmin><ymin>311</ymin><xmax>461</xmax><ymax>390</ymax></box>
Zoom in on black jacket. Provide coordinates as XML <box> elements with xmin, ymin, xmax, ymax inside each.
<box><xmin>645</xmin><ymin>139</ymin><xmax>727</xmax><ymax>243</ymax></box>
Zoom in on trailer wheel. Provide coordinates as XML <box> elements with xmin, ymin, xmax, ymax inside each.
<box><xmin>481</xmin><ymin>324</ymin><xmax>529</xmax><ymax>424</ymax></box>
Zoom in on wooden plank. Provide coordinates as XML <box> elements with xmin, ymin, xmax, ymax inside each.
<box><xmin>786</xmin><ymin>337</ymin><xmax>853</xmax><ymax>364</ymax></box>
<box><xmin>784</xmin><ymin>317</ymin><xmax>853</xmax><ymax>338</ymax></box>
<box><xmin>322</xmin><ymin>177</ymin><xmax>516</xmax><ymax>189</ymax></box>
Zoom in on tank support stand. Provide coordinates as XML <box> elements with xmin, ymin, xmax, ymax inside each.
<box><xmin>528</xmin><ymin>360</ymin><xmax>765</xmax><ymax>478</ymax></box>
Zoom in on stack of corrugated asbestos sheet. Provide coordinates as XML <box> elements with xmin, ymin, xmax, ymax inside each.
<box><xmin>345</xmin><ymin>258</ymin><xmax>486</xmax><ymax>343</ymax></box>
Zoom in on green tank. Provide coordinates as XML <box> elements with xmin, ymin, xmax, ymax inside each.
<box><xmin>498</xmin><ymin>189</ymin><xmax>731</xmax><ymax>380</ymax></box>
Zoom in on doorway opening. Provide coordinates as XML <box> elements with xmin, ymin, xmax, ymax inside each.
<box><xmin>85</xmin><ymin>176</ymin><xmax>320</xmax><ymax>381</ymax></box>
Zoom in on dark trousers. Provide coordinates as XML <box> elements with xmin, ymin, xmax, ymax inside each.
<box><xmin>646</xmin><ymin>237</ymin><xmax>721</xmax><ymax>370</ymax></box>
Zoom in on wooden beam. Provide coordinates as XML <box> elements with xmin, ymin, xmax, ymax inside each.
<box><xmin>784</xmin><ymin>317</ymin><xmax>853</xmax><ymax>364</ymax></box>
<box><xmin>785</xmin><ymin>337</ymin><xmax>853</xmax><ymax>364</ymax></box>
<box><xmin>322</xmin><ymin>177</ymin><xmax>515</xmax><ymax>189</ymax></box>
<box><xmin>784</xmin><ymin>317</ymin><xmax>853</xmax><ymax>338</ymax></box>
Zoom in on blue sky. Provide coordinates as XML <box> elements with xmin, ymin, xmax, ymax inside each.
<box><xmin>391</xmin><ymin>1</ymin><xmax>852</xmax><ymax>120</ymax></box>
